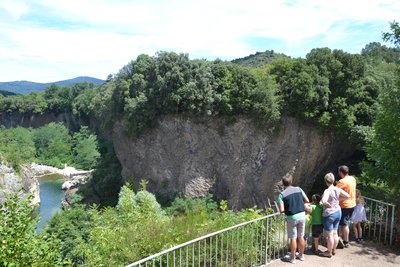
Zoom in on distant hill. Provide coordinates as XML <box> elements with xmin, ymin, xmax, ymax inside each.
<box><xmin>0</xmin><ymin>90</ymin><xmax>18</xmax><ymax>96</ymax></box>
<box><xmin>0</xmin><ymin>76</ymin><xmax>105</xmax><ymax>95</ymax></box>
<box><xmin>232</xmin><ymin>50</ymin><xmax>288</xmax><ymax>67</ymax></box>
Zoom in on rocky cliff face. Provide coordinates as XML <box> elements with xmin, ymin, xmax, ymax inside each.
<box><xmin>0</xmin><ymin>163</ymin><xmax>40</xmax><ymax>205</ymax></box>
<box><xmin>0</xmin><ymin>112</ymin><xmax>80</xmax><ymax>130</ymax></box>
<box><xmin>112</xmin><ymin>116</ymin><xmax>355</xmax><ymax>209</ymax></box>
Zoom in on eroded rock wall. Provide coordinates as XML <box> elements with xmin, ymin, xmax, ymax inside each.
<box><xmin>112</xmin><ymin>116</ymin><xmax>354</xmax><ymax>209</ymax></box>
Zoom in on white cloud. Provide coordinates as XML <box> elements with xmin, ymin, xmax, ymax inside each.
<box><xmin>0</xmin><ymin>0</ymin><xmax>399</xmax><ymax>82</ymax></box>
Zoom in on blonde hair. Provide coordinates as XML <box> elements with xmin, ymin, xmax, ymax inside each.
<box><xmin>324</xmin><ymin>172</ymin><xmax>335</xmax><ymax>184</ymax></box>
<box><xmin>305</xmin><ymin>203</ymin><xmax>312</xmax><ymax>215</ymax></box>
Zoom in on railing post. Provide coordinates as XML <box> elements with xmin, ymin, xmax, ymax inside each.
<box><xmin>390</xmin><ymin>205</ymin><xmax>395</xmax><ymax>246</ymax></box>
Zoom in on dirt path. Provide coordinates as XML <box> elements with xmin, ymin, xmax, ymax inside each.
<box><xmin>267</xmin><ymin>240</ymin><xmax>400</xmax><ymax>267</ymax></box>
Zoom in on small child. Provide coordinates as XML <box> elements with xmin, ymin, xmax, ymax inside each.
<box><xmin>352</xmin><ymin>189</ymin><xmax>367</xmax><ymax>242</ymax></box>
<box><xmin>311</xmin><ymin>194</ymin><xmax>323</xmax><ymax>254</ymax></box>
<box><xmin>304</xmin><ymin>203</ymin><xmax>312</xmax><ymax>248</ymax></box>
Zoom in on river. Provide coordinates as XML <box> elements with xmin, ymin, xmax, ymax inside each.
<box><xmin>36</xmin><ymin>174</ymin><xmax>65</xmax><ymax>232</ymax></box>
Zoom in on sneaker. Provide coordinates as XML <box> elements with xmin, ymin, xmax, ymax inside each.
<box><xmin>282</xmin><ymin>255</ymin><xmax>296</xmax><ymax>264</ymax></box>
<box><xmin>344</xmin><ymin>241</ymin><xmax>349</xmax><ymax>248</ymax></box>
<box><xmin>296</xmin><ymin>254</ymin><xmax>305</xmax><ymax>261</ymax></box>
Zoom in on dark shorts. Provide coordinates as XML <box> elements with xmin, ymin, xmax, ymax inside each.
<box><xmin>339</xmin><ymin>207</ymin><xmax>354</xmax><ymax>226</ymax></box>
<box><xmin>312</xmin><ymin>224</ymin><xmax>323</xmax><ymax>238</ymax></box>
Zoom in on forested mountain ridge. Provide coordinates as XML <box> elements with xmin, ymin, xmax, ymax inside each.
<box><xmin>231</xmin><ymin>50</ymin><xmax>288</xmax><ymax>67</ymax></box>
<box><xmin>0</xmin><ymin>76</ymin><xmax>105</xmax><ymax>95</ymax></box>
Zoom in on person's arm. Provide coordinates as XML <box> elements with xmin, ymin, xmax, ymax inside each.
<box><xmin>277</xmin><ymin>193</ymin><xmax>285</xmax><ymax>213</ymax></box>
<box><xmin>321</xmin><ymin>189</ymin><xmax>332</xmax><ymax>208</ymax></box>
<box><xmin>302</xmin><ymin>189</ymin><xmax>310</xmax><ymax>203</ymax></box>
<box><xmin>339</xmin><ymin>188</ymin><xmax>350</xmax><ymax>200</ymax></box>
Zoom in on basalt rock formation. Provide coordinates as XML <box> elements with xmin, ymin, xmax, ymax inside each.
<box><xmin>112</xmin><ymin>116</ymin><xmax>354</xmax><ymax>209</ymax></box>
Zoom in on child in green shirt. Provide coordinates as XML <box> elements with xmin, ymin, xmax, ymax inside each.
<box><xmin>311</xmin><ymin>194</ymin><xmax>323</xmax><ymax>254</ymax></box>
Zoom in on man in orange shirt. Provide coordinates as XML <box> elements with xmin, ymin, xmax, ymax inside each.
<box><xmin>336</xmin><ymin>165</ymin><xmax>356</xmax><ymax>248</ymax></box>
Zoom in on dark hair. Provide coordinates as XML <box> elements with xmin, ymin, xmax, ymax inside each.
<box><xmin>282</xmin><ymin>174</ymin><xmax>293</xmax><ymax>187</ymax></box>
<box><xmin>312</xmin><ymin>194</ymin><xmax>321</xmax><ymax>203</ymax></box>
<box><xmin>338</xmin><ymin>165</ymin><xmax>349</xmax><ymax>175</ymax></box>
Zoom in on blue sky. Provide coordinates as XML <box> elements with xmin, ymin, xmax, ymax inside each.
<box><xmin>0</xmin><ymin>0</ymin><xmax>398</xmax><ymax>82</ymax></box>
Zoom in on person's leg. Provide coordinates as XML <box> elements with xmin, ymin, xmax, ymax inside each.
<box><xmin>313</xmin><ymin>236</ymin><xmax>320</xmax><ymax>253</ymax></box>
<box><xmin>340</xmin><ymin>208</ymin><xmax>354</xmax><ymax>245</ymax></box>
<box><xmin>324</xmin><ymin>231</ymin><xmax>334</xmax><ymax>256</ymax></box>
<box><xmin>290</xmin><ymin>238</ymin><xmax>297</xmax><ymax>260</ymax></box>
<box><xmin>287</xmin><ymin>220</ymin><xmax>297</xmax><ymax>261</ymax></box>
<box><xmin>332</xmin><ymin>230</ymin><xmax>339</xmax><ymax>255</ymax></box>
<box><xmin>353</xmin><ymin>222</ymin><xmax>359</xmax><ymax>239</ymax></box>
<box><xmin>297</xmin><ymin>219</ymin><xmax>306</xmax><ymax>257</ymax></box>
<box><xmin>332</xmin><ymin>210</ymin><xmax>341</xmax><ymax>255</ymax></box>
<box><xmin>357</xmin><ymin>222</ymin><xmax>363</xmax><ymax>240</ymax></box>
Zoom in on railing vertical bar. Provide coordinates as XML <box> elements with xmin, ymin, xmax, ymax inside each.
<box><xmin>198</xmin><ymin>241</ymin><xmax>200</xmax><ymax>267</ymax></box>
<box><xmin>216</xmin><ymin>234</ymin><xmax>218</xmax><ymax>267</ymax></box>
<box><xmin>242</xmin><ymin>226</ymin><xmax>244</xmax><ymax>265</ymax></box>
<box><xmin>160</xmin><ymin>255</ymin><xmax>162</xmax><ymax>267</ymax></box>
<box><xmin>152</xmin><ymin>258</ymin><xmax>155</xmax><ymax>267</ymax></box>
<box><xmin>385</xmin><ymin>205</ymin><xmax>389</xmax><ymax>244</ymax></box>
<box><xmin>204</xmin><ymin>239</ymin><xmax>206</xmax><ymax>267</ymax></box>
<box><xmin>368</xmin><ymin>199</ymin><xmax>372</xmax><ymax>237</ymax></box>
<box><xmin>374</xmin><ymin>202</ymin><xmax>378</xmax><ymax>240</ymax></box>
<box><xmin>225</xmin><ymin>231</ymin><xmax>228</xmax><ymax>266</ymax></box>
<box><xmin>231</xmin><ymin>228</ymin><xmax>234</xmax><ymax>267</ymax></box>
<box><xmin>255</xmin><ymin>221</ymin><xmax>259</xmax><ymax>265</ymax></box>
<box><xmin>166</xmin><ymin>254</ymin><xmax>168</xmax><ymax>267</ymax></box>
<box><xmin>390</xmin><ymin>205</ymin><xmax>395</xmax><ymax>246</ymax></box>
<box><xmin>209</xmin><ymin>236</ymin><xmax>212</xmax><ymax>267</ymax></box>
<box><xmin>221</xmin><ymin>231</ymin><xmax>223</xmax><ymax>265</ymax></box>
<box><xmin>246</xmin><ymin>224</ymin><xmax>249</xmax><ymax>267</ymax></box>
<box><xmin>250</xmin><ymin>224</ymin><xmax>254</xmax><ymax>266</ymax></box>
<box><xmin>192</xmin><ymin>243</ymin><xmax>194</xmax><ymax>267</ymax></box>
<box><xmin>186</xmin><ymin>245</ymin><xmax>188</xmax><ymax>267</ymax></box>
<box><xmin>173</xmin><ymin>250</ymin><xmax>176</xmax><ymax>267</ymax></box>
<box><xmin>379</xmin><ymin>206</ymin><xmax>383</xmax><ymax>242</ymax></box>
<box><xmin>179</xmin><ymin>248</ymin><xmax>182</xmax><ymax>267</ymax></box>
<box><xmin>265</xmin><ymin>218</ymin><xmax>269</xmax><ymax>265</ymax></box>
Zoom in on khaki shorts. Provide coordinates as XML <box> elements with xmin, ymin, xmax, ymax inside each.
<box><xmin>287</xmin><ymin>219</ymin><xmax>305</xmax><ymax>239</ymax></box>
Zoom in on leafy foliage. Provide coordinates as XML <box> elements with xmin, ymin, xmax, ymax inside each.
<box><xmin>0</xmin><ymin>195</ymin><xmax>64</xmax><ymax>266</ymax></box>
<box><xmin>362</xmin><ymin>23</ymin><xmax>400</xmax><ymax>192</ymax></box>
<box><xmin>0</xmin><ymin>127</ymin><xmax>35</xmax><ymax>170</ymax></box>
<box><xmin>0</xmin><ymin>123</ymin><xmax>100</xmax><ymax>170</ymax></box>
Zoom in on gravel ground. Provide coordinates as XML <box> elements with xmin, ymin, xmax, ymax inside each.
<box><xmin>267</xmin><ymin>240</ymin><xmax>400</xmax><ymax>267</ymax></box>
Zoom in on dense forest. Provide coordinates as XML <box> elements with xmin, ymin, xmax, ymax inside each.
<box><xmin>1</xmin><ymin>22</ymin><xmax>399</xmax><ymax>266</ymax></box>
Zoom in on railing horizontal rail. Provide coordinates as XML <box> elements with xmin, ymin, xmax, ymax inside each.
<box><xmin>364</xmin><ymin>196</ymin><xmax>396</xmax><ymax>207</ymax></box>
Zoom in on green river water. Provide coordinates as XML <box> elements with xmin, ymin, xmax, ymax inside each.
<box><xmin>37</xmin><ymin>174</ymin><xmax>64</xmax><ymax>231</ymax></box>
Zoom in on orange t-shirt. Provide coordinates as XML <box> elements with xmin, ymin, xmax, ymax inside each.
<box><xmin>337</xmin><ymin>175</ymin><xmax>356</xmax><ymax>208</ymax></box>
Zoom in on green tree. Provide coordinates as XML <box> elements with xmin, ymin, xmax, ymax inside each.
<box><xmin>71</xmin><ymin>126</ymin><xmax>100</xmax><ymax>169</ymax></box>
<box><xmin>0</xmin><ymin>195</ymin><xmax>64</xmax><ymax>266</ymax></box>
<box><xmin>383</xmin><ymin>20</ymin><xmax>400</xmax><ymax>47</ymax></box>
<box><xmin>0</xmin><ymin>127</ymin><xmax>35</xmax><ymax>169</ymax></box>
<box><xmin>33</xmin><ymin>123</ymin><xmax>72</xmax><ymax>168</ymax></box>
<box><xmin>363</xmin><ymin>21</ymin><xmax>400</xmax><ymax>191</ymax></box>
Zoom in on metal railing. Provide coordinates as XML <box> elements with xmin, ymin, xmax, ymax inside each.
<box><xmin>363</xmin><ymin>196</ymin><xmax>396</xmax><ymax>245</ymax></box>
<box><xmin>126</xmin><ymin>212</ymin><xmax>287</xmax><ymax>267</ymax></box>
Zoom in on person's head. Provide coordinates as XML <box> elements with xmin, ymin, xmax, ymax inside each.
<box><xmin>305</xmin><ymin>203</ymin><xmax>312</xmax><ymax>215</ymax></box>
<box><xmin>338</xmin><ymin>165</ymin><xmax>349</xmax><ymax>178</ymax></box>
<box><xmin>312</xmin><ymin>194</ymin><xmax>321</xmax><ymax>204</ymax></box>
<box><xmin>282</xmin><ymin>173</ymin><xmax>293</xmax><ymax>187</ymax></box>
<box><xmin>324</xmin><ymin>172</ymin><xmax>335</xmax><ymax>186</ymax></box>
<box><xmin>356</xmin><ymin>189</ymin><xmax>361</xmax><ymax>197</ymax></box>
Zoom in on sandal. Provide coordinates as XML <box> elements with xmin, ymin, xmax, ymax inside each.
<box><xmin>319</xmin><ymin>251</ymin><xmax>332</xmax><ymax>258</ymax></box>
